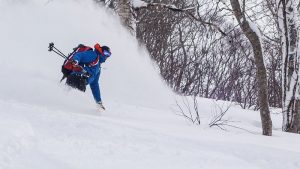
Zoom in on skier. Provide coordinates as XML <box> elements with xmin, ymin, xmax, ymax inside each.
<box><xmin>68</xmin><ymin>43</ymin><xmax>111</xmax><ymax>110</ymax></box>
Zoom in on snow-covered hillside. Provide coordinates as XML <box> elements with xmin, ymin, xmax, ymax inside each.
<box><xmin>0</xmin><ymin>1</ymin><xmax>300</xmax><ymax>169</ymax></box>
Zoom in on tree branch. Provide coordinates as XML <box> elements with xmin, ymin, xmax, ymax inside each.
<box><xmin>133</xmin><ymin>1</ymin><xmax>227</xmax><ymax>36</ymax></box>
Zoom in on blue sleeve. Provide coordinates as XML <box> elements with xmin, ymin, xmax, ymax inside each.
<box><xmin>73</xmin><ymin>51</ymin><xmax>97</xmax><ymax>63</ymax></box>
<box><xmin>73</xmin><ymin>52</ymin><xmax>84</xmax><ymax>63</ymax></box>
<box><xmin>90</xmin><ymin>72</ymin><xmax>101</xmax><ymax>103</ymax></box>
<box><xmin>99</xmin><ymin>54</ymin><xmax>108</xmax><ymax>63</ymax></box>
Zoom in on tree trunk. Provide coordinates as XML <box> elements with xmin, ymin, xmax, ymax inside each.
<box><xmin>230</xmin><ymin>0</ymin><xmax>272</xmax><ymax>136</ymax></box>
<box><xmin>278</xmin><ymin>0</ymin><xmax>300</xmax><ymax>133</ymax></box>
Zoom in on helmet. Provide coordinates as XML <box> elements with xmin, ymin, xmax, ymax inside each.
<box><xmin>94</xmin><ymin>44</ymin><xmax>111</xmax><ymax>57</ymax></box>
<box><xmin>102</xmin><ymin>46</ymin><xmax>110</xmax><ymax>53</ymax></box>
<box><xmin>102</xmin><ymin>46</ymin><xmax>111</xmax><ymax>57</ymax></box>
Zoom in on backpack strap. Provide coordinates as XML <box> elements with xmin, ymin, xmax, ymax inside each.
<box><xmin>88</xmin><ymin>55</ymin><xmax>100</xmax><ymax>67</ymax></box>
<box><xmin>75</xmin><ymin>44</ymin><xmax>99</xmax><ymax>67</ymax></box>
<box><xmin>77</xmin><ymin>45</ymin><xmax>93</xmax><ymax>53</ymax></box>
<box><xmin>84</xmin><ymin>43</ymin><xmax>103</xmax><ymax>67</ymax></box>
<box><xmin>63</xmin><ymin>44</ymin><xmax>92</xmax><ymax>72</ymax></box>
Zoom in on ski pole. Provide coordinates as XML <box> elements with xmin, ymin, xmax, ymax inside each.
<box><xmin>48</xmin><ymin>42</ymin><xmax>87</xmax><ymax>82</ymax></box>
<box><xmin>48</xmin><ymin>42</ymin><xmax>68</xmax><ymax>59</ymax></box>
<box><xmin>48</xmin><ymin>42</ymin><xmax>66</xmax><ymax>57</ymax></box>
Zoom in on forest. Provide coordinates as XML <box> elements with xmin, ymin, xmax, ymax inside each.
<box><xmin>94</xmin><ymin>0</ymin><xmax>300</xmax><ymax>135</ymax></box>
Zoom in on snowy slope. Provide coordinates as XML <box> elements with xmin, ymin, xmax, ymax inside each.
<box><xmin>0</xmin><ymin>1</ymin><xmax>300</xmax><ymax>169</ymax></box>
<box><xmin>0</xmin><ymin>0</ymin><xmax>173</xmax><ymax>111</ymax></box>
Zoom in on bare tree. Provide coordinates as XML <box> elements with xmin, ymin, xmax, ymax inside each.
<box><xmin>209</xmin><ymin>101</ymin><xmax>232</xmax><ymax>130</ymax></box>
<box><xmin>230</xmin><ymin>0</ymin><xmax>272</xmax><ymax>136</ymax></box>
<box><xmin>277</xmin><ymin>0</ymin><xmax>300</xmax><ymax>133</ymax></box>
<box><xmin>174</xmin><ymin>96</ymin><xmax>201</xmax><ymax>125</ymax></box>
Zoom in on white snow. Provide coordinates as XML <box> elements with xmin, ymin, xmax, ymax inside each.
<box><xmin>0</xmin><ymin>0</ymin><xmax>300</xmax><ymax>169</ymax></box>
<box><xmin>132</xmin><ymin>0</ymin><xmax>148</xmax><ymax>8</ymax></box>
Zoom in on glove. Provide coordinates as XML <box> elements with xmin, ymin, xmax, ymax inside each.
<box><xmin>71</xmin><ymin>60</ymin><xmax>78</xmax><ymax>66</ymax></box>
<box><xmin>72</xmin><ymin>60</ymin><xmax>82</xmax><ymax>70</ymax></box>
<box><xmin>97</xmin><ymin>101</ymin><xmax>105</xmax><ymax>110</ymax></box>
<box><xmin>81</xmin><ymin>71</ymin><xmax>90</xmax><ymax>78</ymax></box>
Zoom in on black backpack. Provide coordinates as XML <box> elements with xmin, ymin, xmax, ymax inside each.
<box><xmin>61</xmin><ymin>44</ymin><xmax>93</xmax><ymax>92</ymax></box>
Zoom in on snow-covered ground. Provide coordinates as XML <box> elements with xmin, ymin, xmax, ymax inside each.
<box><xmin>0</xmin><ymin>0</ymin><xmax>300</xmax><ymax>169</ymax></box>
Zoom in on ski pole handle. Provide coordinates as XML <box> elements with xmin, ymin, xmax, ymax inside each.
<box><xmin>48</xmin><ymin>42</ymin><xmax>54</xmax><ymax>52</ymax></box>
<box><xmin>48</xmin><ymin>42</ymin><xmax>68</xmax><ymax>59</ymax></box>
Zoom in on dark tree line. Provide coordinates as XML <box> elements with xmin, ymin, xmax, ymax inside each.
<box><xmin>133</xmin><ymin>0</ymin><xmax>281</xmax><ymax>111</ymax></box>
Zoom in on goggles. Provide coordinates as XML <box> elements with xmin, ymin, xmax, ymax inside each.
<box><xmin>103</xmin><ymin>50</ymin><xmax>111</xmax><ymax>57</ymax></box>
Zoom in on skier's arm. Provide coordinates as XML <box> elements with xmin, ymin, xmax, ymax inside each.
<box><xmin>73</xmin><ymin>52</ymin><xmax>84</xmax><ymax>63</ymax></box>
<box><xmin>73</xmin><ymin>51</ymin><xmax>97</xmax><ymax>64</ymax></box>
<box><xmin>90</xmin><ymin>72</ymin><xmax>101</xmax><ymax>103</ymax></box>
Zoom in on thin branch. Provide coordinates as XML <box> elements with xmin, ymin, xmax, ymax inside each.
<box><xmin>133</xmin><ymin>1</ymin><xmax>227</xmax><ymax>36</ymax></box>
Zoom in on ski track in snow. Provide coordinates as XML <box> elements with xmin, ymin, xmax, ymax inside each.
<box><xmin>0</xmin><ymin>0</ymin><xmax>300</xmax><ymax>169</ymax></box>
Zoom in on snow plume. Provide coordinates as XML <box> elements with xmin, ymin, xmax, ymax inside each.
<box><xmin>0</xmin><ymin>0</ymin><xmax>173</xmax><ymax>111</ymax></box>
